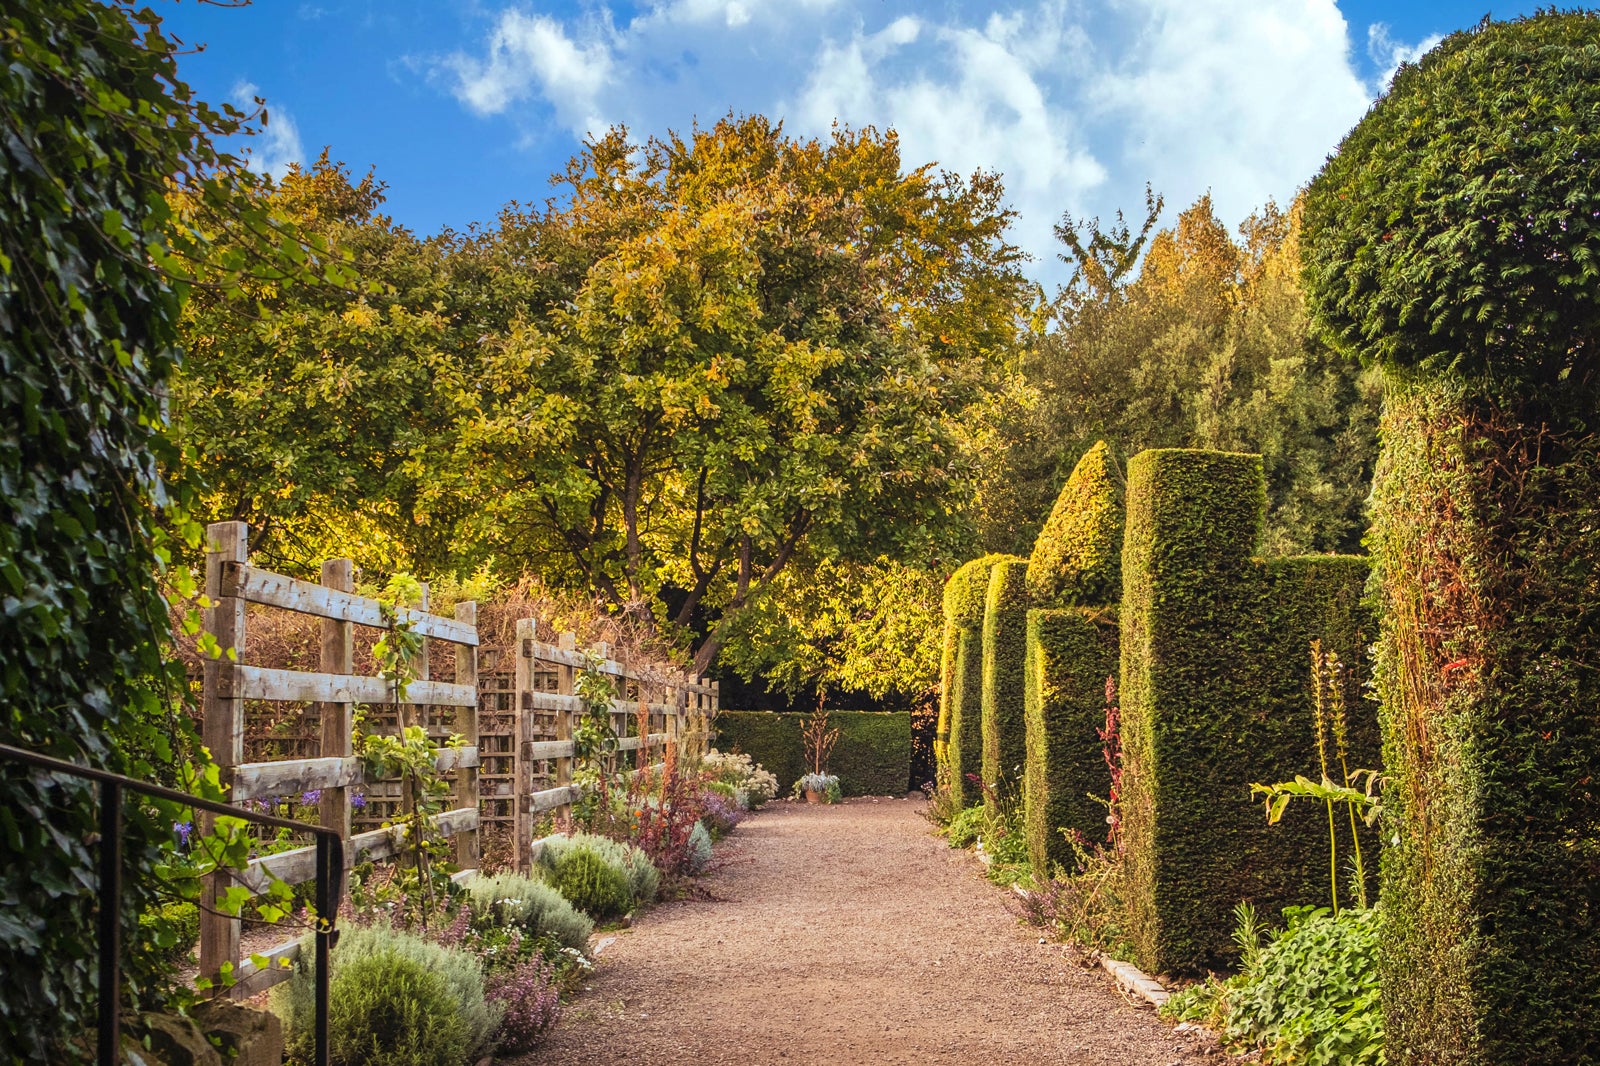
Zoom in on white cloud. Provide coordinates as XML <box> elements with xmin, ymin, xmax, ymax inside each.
<box><xmin>432</xmin><ymin>1</ymin><xmax>1421</xmax><ymax>285</ymax></box>
<box><xmin>231</xmin><ymin>80</ymin><xmax>303</xmax><ymax>181</ymax></box>
<box><xmin>444</xmin><ymin>11</ymin><xmax>615</xmax><ymax>138</ymax></box>
<box><xmin>1367</xmin><ymin>22</ymin><xmax>1444</xmax><ymax>94</ymax></box>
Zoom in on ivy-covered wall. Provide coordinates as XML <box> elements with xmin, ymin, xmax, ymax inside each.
<box><xmin>1023</xmin><ymin>608</ymin><xmax>1119</xmax><ymax>878</ymax></box>
<box><xmin>980</xmin><ymin>560</ymin><xmax>1032</xmax><ymax>817</ymax></box>
<box><xmin>941</xmin><ymin>554</ymin><xmax>1019</xmax><ymax>808</ymax></box>
<box><xmin>1119</xmin><ymin>449</ymin><xmax>1375</xmax><ymax>975</ymax></box>
<box><xmin>715</xmin><ymin>711</ymin><xmax>912</xmax><ymax>797</ymax></box>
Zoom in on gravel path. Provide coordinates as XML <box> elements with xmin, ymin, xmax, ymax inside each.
<box><xmin>514</xmin><ymin>797</ymin><xmax>1213</xmax><ymax>1066</ymax></box>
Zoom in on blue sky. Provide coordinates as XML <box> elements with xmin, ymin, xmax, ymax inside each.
<box><xmin>157</xmin><ymin>0</ymin><xmax>1547</xmax><ymax>285</ymax></box>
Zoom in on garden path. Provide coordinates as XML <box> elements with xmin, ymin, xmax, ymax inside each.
<box><xmin>513</xmin><ymin>797</ymin><xmax>1213</xmax><ymax>1065</ymax></box>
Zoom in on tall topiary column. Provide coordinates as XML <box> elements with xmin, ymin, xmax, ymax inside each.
<box><xmin>1119</xmin><ymin>449</ymin><xmax>1373</xmax><ymax>974</ymax></box>
<box><xmin>1021</xmin><ymin>441</ymin><xmax>1125</xmax><ymax>879</ymax></box>
<box><xmin>941</xmin><ymin>554</ymin><xmax>1019</xmax><ymax>809</ymax></box>
<box><xmin>1024</xmin><ymin>608</ymin><xmax>1118</xmax><ymax>877</ymax></box>
<box><xmin>1303</xmin><ymin>14</ymin><xmax>1600</xmax><ymax>1063</ymax></box>
<box><xmin>980</xmin><ymin>560</ymin><xmax>1031</xmax><ymax>817</ymax></box>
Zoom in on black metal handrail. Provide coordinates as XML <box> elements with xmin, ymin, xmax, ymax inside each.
<box><xmin>0</xmin><ymin>742</ymin><xmax>341</xmax><ymax>1066</ymax></box>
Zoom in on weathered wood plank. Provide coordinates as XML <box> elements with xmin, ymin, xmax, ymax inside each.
<box><xmin>433</xmin><ymin>746</ymin><xmax>480</xmax><ymax>773</ymax></box>
<box><xmin>526</xmin><ymin>740</ymin><xmax>575</xmax><ymax>760</ymax></box>
<box><xmin>228</xmin><ymin>665</ymin><xmax>475</xmax><ymax>707</ymax></box>
<box><xmin>238</xmin><ymin>806</ymin><xmax>480</xmax><ymax>892</ymax></box>
<box><xmin>452</xmin><ymin>600</ymin><xmax>480</xmax><ymax>869</ymax></box>
<box><xmin>232</xmin><ymin>748</ymin><xmax>478</xmax><ymax>802</ymax></box>
<box><xmin>231</xmin><ymin>939</ymin><xmax>301</xmax><ymax>999</ymax></box>
<box><xmin>201</xmin><ymin>521</ymin><xmax>247</xmax><ymax>995</ymax></box>
<box><xmin>220</xmin><ymin>562</ymin><xmax>479</xmax><ymax>646</ymax></box>
<box><xmin>317</xmin><ymin>558</ymin><xmax>355</xmax><ymax>858</ymax></box>
<box><xmin>524</xmin><ymin>692</ymin><xmax>584</xmax><ymax>714</ymax></box>
<box><xmin>528</xmin><ymin>784</ymin><xmax>578</xmax><ymax>814</ymax></box>
<box><xmin>233</xmin><ymin>757</ymin><xmax>361</xmax><ymax>802</ymax></box>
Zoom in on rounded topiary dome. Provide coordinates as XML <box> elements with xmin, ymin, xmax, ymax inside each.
<box><xmin>1302</xmin><ymin>13</ymin><xmax>1600</xmax><ymax>390</ymax></box>
<box><xmin>943</xmin><ymin>553</ymin><xmax>1021</xmax><ymax>627</ymax></box>
<box><xmin>1026</xmin><ymin>440</ymin><xmax>1124</xmax><ymax>607</ymax></box>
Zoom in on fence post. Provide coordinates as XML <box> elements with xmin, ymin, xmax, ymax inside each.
<box><xmin>317</xmin><ymin>559</ymin><xmax>354</xmax><ymax>871</ymax></box>
<box><xmin>200</xmin><ymin>520</ymin><xmax>247</xmax><ymax>994</ymax></box>
<box><xmin>556</xmin><ymin>631</ymin><xmax>577</xmax><ymax>829</ymax></box>
<box><xmin>454</xmin><ymin>601</ymin><xmax>480</xmax><ymax>871</ymax></box>
<box><xmin>513</xmin><ymin>618</ymin><xmax>536</xmax><ymax>872</ymax></box>
<box><xmin>402</xmin><ymin>584</ymin><xmax>430</xmax><ymax>732</ymax></box>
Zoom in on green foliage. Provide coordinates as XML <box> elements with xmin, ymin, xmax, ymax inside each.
<box><xmin>1367</xmin><ymin>380</ymin><xmax>1600</xmax><ymax>1064</ymax></box>
<box><xmin>170</xmin><ymin>156</ymin><xmax>467</xmax><ymax>576</ymax></box>
<box><xmin>1165</xmin><ymin>905</ymin><xmax>1383</xmax><ymax>1066</ymax></box>
<box><xmin>1119</xmin><ymin>449</ymin><xmax>1375</xmax><ymax>975</ymax></box>
<box><xmin>947</xmin><ymin>626</ymin><xmax>985</xmax><ymax>809</ymax></box>
<box><xmin>1023</xmin><ymin>608</ymin><xmax>1119</xmax><ymax>879</ymax></box>
<box><xmin>979</xmin><ymin>560</ymin><xmax>1032</xmax><ymax>816</ymax></box>
<box><xmin>542</xmin><ymin>847</ymin><xmax>632</xmax><ymax>922</ymax></box>
<box><xmin>942</xmin><ymin>553</ymin><xmax>1018</xmax><ymax>627</ymax></box>
<box><xmin>945</xmin><ymin>804</ymin><xmax>986</xmax><ymax>849</ymax></box>
<box><xmin>463</xmin><ymin>872</ymin><xmax>593</xmax><ymax>954</ymax></box>
<box><xmin>276</xmin><ymin>926</ymin><xmax>496</xmax><ymax>1066</ymax></box>
<box><xmin>719</xmin><ymin>556</ymin><xmax>947</xmax><ymax>705</ymax></box>
<box><xmin>988</xmin><ymin>196</ymin><xmax>1379</xmax><ymax>559</ymax></box>
<box><xmin>685</xmin><ymin>820</ymin><xmax>713</xmax><ymax>874</ymax></box>
<box><xmin>1025</xmin><ymin>442</ymin><xmax>1125</xmax><ymax>607</ymax></box>
<box><xmin>1301</xmin><ymin>13</ymin><xmax>1600</xmax><ymax>393</ymax></box>
<box><xmin>715</xmin><ymin>711</ymin><xmax>911</xmax><ymax>797</ymax></box>
<box><xmin>460</xmin><ymin>117</ymin><xmax>1028</xmax><ymax>674</ymax></box>
<box><xmin>533</xmin><ymin>832</ymin><xmax>659</xmax><ymax>912</ymax></box>
<box><xmin>0</xmin><ymin>3</ymin><xmax>331</xmax><ymax>1056</ymax></box>
<box><xmin>137</xmin><ymin>902</ymin><xmax>199</xmax><ymax>966</ymax></box>
<box><xmin>1014</xmin><ymin>840</ymin><xmax>1134</xmax><ymax>959</ymax></box>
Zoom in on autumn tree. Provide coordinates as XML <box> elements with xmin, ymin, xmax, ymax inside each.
<box><xmin>170</xmin><ymin>155</ymin><xmax>474</xmax><ymax>576</ymax></box>
<box><xmin>459</xmin><ymin>117</ymin><xmax>1029</xmax><ymax>672</ymax></box>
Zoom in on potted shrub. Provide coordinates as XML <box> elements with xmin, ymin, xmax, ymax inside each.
<box><xmin>797</xmin><ymin>707</ymin><xmax>841</xmax><ymax>804</ymax></box>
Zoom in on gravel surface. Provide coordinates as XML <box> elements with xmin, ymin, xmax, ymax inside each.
<box><xmin>515</xmin><ymin>796</ymin><xmax>1214</xmax><ymax>1065</ymax></box>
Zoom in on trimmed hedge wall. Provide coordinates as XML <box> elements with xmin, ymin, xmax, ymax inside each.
<box><xmin>980</xmin><ymin>560</ymin><xmax>1032</xmax><ymax>817</ymax></box>
<box><xmin>715</xmin><ymin>711</ymin><xmax>912</xmax><ymax>797</ymax></box>
<box><xmin>1364</xmin><ymin>381</ymin><xmax>1600</xmax><ymax>1064</ymax></box>
<box><xmin>1120</xmin><ymin>449</ymin><xmax>1375</xmax><ymax>975</ymax></box>
<box><xmin>1026</xmin><ymin>440</ymin><xmax>1124</xmax><ymax>607</ymax></box>
<box><xmin>1024</xmin><ymin>608</ymin><xmax>1119</xmax><ymax>879</ymax></box>
<box><xmin>941</xmin><ymin>554</ymin><xmax>1020</xmax><ymax>808</ymax></box>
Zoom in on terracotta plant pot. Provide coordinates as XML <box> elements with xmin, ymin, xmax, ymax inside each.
<box><xmin>805</xmin><ymin>789</ymin><xmax>822</xmax><ymax>805</ymax></box>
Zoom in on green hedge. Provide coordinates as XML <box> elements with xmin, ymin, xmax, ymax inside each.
<box><xmin>1024</xmin><ymin>608</ymin><xmax>1119</xmax><ymax>879</ymax></box>
<box><xmin>1364</xmin><ymin>381</ymin><xmax>1600</xmax><ymax>1064</ymax></box>
<box><xmin>980</xmin><ymin>560</ymin><xmax>1032</xmax><ymax>817</ymax></box>
<box><xmin>1120</xmin><ymin>449</ymin><xmax>1375</xmax><ymax>975</ymax></box>
<box><xmin>715</xmin><ymin>711</ymin><xmax>912</xmax><ymax>797</ymax></box>
<box><xmin>1302</xmin><ymin>15</ymin><xmax>1600</xmax><ymax>1062</ymax></box>
<box><xmin>1026</xmin><ymin>440</ymin><xmax>1124</xmax><ymax>607</ymax></box>
<box><xmin>941</xmin><ymin>554</ymin><xmax>1019</xmax><ymax>808</ymax></box>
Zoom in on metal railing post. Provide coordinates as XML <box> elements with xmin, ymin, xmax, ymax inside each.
<box><xmin>98</xmin><ymin>778</ymin><xmax>122</xmax><ymax>1066</ymax></box>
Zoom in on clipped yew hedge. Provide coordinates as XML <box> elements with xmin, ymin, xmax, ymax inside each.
<box><xmin>941</xmin><ymin>554</ymin><xmax>1020</xmax><ymax>808</ymax></box>
<box><xmin>980</xmin><ymin>560</ymin><xmax>1032</xmax><ymax>816</ymax></box>
<box><xmin>1303</xmin><ymin>15</ymin><xmax>1600</xmax><ymax>1060</ymax></box>
<box><xmin>715</xmin><ymin>711</ymin><xmax>912</xmax><ymax>797</ymax></box>
<box><xmin>1023</xmin><ymin>607</ymin><xmax>1119</xmax><ymax>878</ymax></box>
<box><xmin>1120</xmin><ymin>449</ymin><xmax>1374</xmax><ymax>975</ymax></box>
<box><xmin>1026</xmin><ymin>440</ymin><xmax>1124</xmax><ymax>607</ymax></box>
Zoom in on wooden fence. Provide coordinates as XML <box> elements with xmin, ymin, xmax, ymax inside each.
<box><xmin>197</xmin><ymin>522</ymin><xmax>717</xmax><ymax>997</ymax></box>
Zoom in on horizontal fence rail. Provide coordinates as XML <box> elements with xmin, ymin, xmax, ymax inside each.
<box><xmin>201</xmin><ymin>520</ymin><xmax>720</xmax><ymax>986</ymax></box>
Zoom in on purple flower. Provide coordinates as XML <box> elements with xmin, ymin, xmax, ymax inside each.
<box><xmin>485</xmin><ymin>958</ymin><xmax>561</xmax><ymax>1054</ymax></box>
<box><xmin>301</xmin><ymin>789</ymin><xmax>322</xmax><ymax>806</ymax></box>
<box><xmin>173</xmin><ymin>821</ymin><xmax>194</xmax><ymax>846</ymax></box>
<box><xmin>350</xmin><ymin>791</ymin><xmax>367</xmax><ymax>810</ymax></box>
